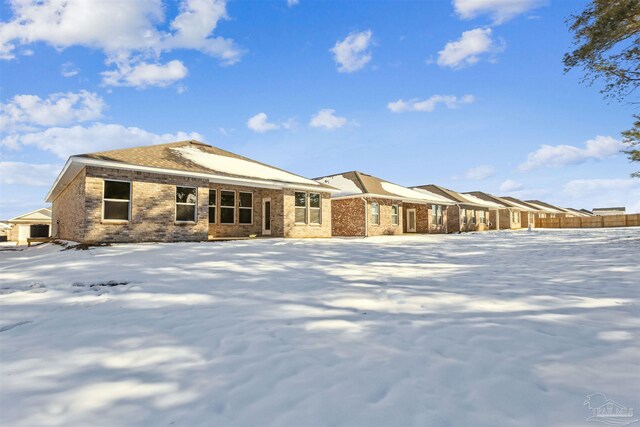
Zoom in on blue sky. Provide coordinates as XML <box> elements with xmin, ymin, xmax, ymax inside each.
<box><xmin>1</xmin><ymin>0</ymin><xmax>638</xmax><ymax>219</ymax></box>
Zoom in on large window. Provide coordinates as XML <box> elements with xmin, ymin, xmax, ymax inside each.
<box><xmin>309</xmin><ymin>193</ymin><xmax>321</xmax><ymax>224</ymax></box>
<box><xmin>471</xmin><ymin>210</ymin><xmax>477</xmax><ymax>225</ymax></box>
<box><xmin>176</xmin><ymin>186</ymin><xmax>197</xmax><ymax>222</ymax></box>
<box><xmin>461</xmin><ymin>208</ymin><xmax>467</xmax><ymax>225</ymax></box>
<box><xmin>220</xmin><ymin>190</ymin><xmax>235</xmax><ymax>224</ymax></box>
<box><xmin>432</xmin><ymin>204</ymin><xmax>443</xmax><ymax>225</ymax></box>
<box><xmin>208</xmin><ymin>190</ymin><xmax>216</xmax><ymax>224</ymax></box>
<box><xmin>103</xmin><ymin>180</ymin><xmax>131</xmax><ymax>221</ymax></box>
<box><xmin>479</xmin><ymin>210</ymin><xmax>486</xmax><ymax>224</ymax></box>
<box><xmin>371</xmin><ymin>203</ymin><xmax>380</xmax><ymax>225</ymax></box>
<box><xmin>239</xmin><ymin>192</ymin><xmax>253</xmax><ymax>224</ymax></box>
<box><xmin>295</xmin><ymin>192</ymin><xmax>307</xmax><ymax>224</ymax></box>
<box><xmin>391</xmin><ymin>204</ymin><xmax>399</xmax><ymax>225</ymax></box>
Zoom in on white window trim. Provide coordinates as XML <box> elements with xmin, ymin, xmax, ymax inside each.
<box><xmin>295</xmin><ymin>191</ymin><xmax>308</xmax><ymax>225</ymax></box>
<box><xmin>102</xmin><ymin>179</ymin><xmax>132</xmax><ymax>222</ymax></box>
<box><xmin>208</xmin><ymin>189</ymin><xmax>217</xmax><ymax>224</ymax></box>
<box><xmin>220</xmin><ymin>189</ymin><xmax>236</xmax><ymax>225</ymax></box>
<box><xmin>238</xmin><ymin>191</ymin><xmax>253</xmax><ymax>225</ymax></box>
<box><xmin>371</xmin><ymin>202</ymin><xmax>380</xmax><ymax>225</ymax></box>
<box><xmin>391</xmin><ymin>204</ymin><xmax>399</xmax><ymax>226</ymax></box>
<box><xmin>309</xmin><ymin>192</ymin><xmax>322</xmax><ymax>225</ymax></box>
<box><xmin>175</xmin><ymin>185</ymin><xmax>198</xmax><ymax>223</ymax></box>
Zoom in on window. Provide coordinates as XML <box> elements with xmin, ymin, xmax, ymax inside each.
<box><xmin>220</xmin><ymin>190</ymin><xmax>235</xmax><ymax>224</ymax></box>
<box><xmin>295</xmin><ymin>192</ymin><xmax>307</xmax><ymax>224</ymax></box>
<box><xmin>309</xmin><ymin>193</ymin><xmax>321</xmax><ymax>224</ymax></box>
<box><xmin>371</xmin><ymin>203</ymin><xmax>380</xmax><ymax>225</ymax></box>
<box><xmin>461</xmin><ymin>208</ymin><xmax>467</xmax><ymax>225</ymax></box>
<box><xmin>208</xmin><ymin>190</ymin><xmax>216</xmax><ymax>224</ymax></box>
<box><xmin>436</xmin><ymin>205</ymin><xmax>443</xmax><ymax>225</ymax></box>
<box><xmin>479</xmin><ymin>210</ymin><xmax>486</xmax><ymax>224</ymax></box>
<box><xmin>103</xmin><ymin>180</ymin><xmax>131</xmax><ymax>221</ymax></box>
<box><xmin>391</xmin><ymin>204</ymin><xmax>399</xmax><ymax>225</ymax></box>
<box><xmin>239</xmin><ymin>192</ymin><xmax>253</xmax><ymax>224</ymax></box>
<box><xmin>471</xmin><ymin>210</ymin><xmax>476</xmax><ymax>225</ymax></box>
<box><xmin>176</xmin><ymin>186</ymin><xmax>197</xmax><ymax>222</ymax></box>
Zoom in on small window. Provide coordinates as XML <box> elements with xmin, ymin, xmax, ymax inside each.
<box><xmin>295</xmin><ymin>192</ymin><xmax>307</xmax><ymax>224</ymax></box>
<box><xmin>176</xmin><ymin>186</ymin><xmax>197</xmax><ymax>222</ymax></box>
<box><xmin>371</xmin><ymin>203</ymin><xmax>380</xmax><ymax>225</ymax></box>
<box><xmin>309</xmin><ymin>193</ymin><xmax>321</xmax><ymax>224</ymax></box>
<box><xmin>239</xmin><ymin>192</ymin><xmax>253</xmax><ymax>224</ymax></box>
<box><xmin>220</xmin><ymin>190</ymin><xmax>235</xmax><ymax>224</ymax></box>
<box><xmin>103</xmin><ymin>180</ymin><xmax>131</xmax><ymax>221</ymax></box>
<box><xmin>471</xmin><ymin>210</ymin><xmax>477</xmax><ymax>224</ymax></box>
<box><xmin>391</xmin><ymin>205</ymin><xmax>399</xmax><ymax>225</ymax></box>
<box><xmin>208</xmin><ymin>190</ymin><xmax>216</xmax><ymax>224</ymax></box>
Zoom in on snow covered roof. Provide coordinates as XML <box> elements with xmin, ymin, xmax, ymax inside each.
<box><xmin>9</xmin><ymin>208</ymin><xmax>52</xmax><ymax>223</ymax></box>
<box><xmin>458</xmin><ymin>193</ymin><xmax>504</xmax><ymax>209</ymax></box>
<box><xmin>413</xmin><ymin>184</ymin><xmax>489</xmax><ymax>208</ymax></box>
<box><xmin>500</xmin><ymin>196</ymin><xmax>543</xmax><ymax>211</ymax></box>
<box><xmin>47</xmin><ymin>141</ymin><xmax>336</xmax><ymax>202</ymax></box>
<box><xmin>315</xmin><ymin>171</ymin><xmax>453</xmax><ymax>204</ymax></box>
<box><xmin>524</xmin><ymin>200</ymin><xmax>568</xmax><ymax>214</ymax></box>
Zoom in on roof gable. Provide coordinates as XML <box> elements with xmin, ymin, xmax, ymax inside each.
<box><xmin>9</xmin><ymin>208</ymin><xmax>52</xmax><ymax>223</ymax></box>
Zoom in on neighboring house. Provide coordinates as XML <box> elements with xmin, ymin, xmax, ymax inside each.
<box><xmin>564</xmin><ymin>207</ymin><xmax>592</xmax><ymax>217</ymax></box>
<box><xmin>47</xmin><ymin>140</ymin><xmax>337</xmax><ymax>243</ymax></box>
<box><xmin>592</xmin><ymin>207</ymin><xmax>626</xmax><ymax>216</ymax></box>
<box><xmin>0</xmin><ymin>221</ymin><xmax>13</xmax><ymax>242</ymax></box>
<box><xmin>499</xmin><ymin>196</ymin><xmax>542</xmax><ymax>229</ymax></box>
<box><xmin>412</xmin><ymin>184</ymin><xmax>496</xmax><ymax>232</ymax></box>
<box><xmin>524</xmin><ymin>200</ymin><xmax>569</xmax><ymax>218</ymax></box>
<box><xmin>465</xmin><ymin>192</ymin><xmax>539</xmax><ymax>230</ymax></box>
<box><xmin>579</xmin><ymin>209</ymin><xmax>594</xmax><ymax>216</ymax></box>
<box><xmin>7</xmin><ymin>208</ymin><xmax>52</xmax><ymax>245</ymax></box>
<box><xmin>315</xmin><ymin>171</ymin><xmax>453</xmax><ymax>236</ymax></box>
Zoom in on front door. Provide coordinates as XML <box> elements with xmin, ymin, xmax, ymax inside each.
<box><xmin>407</xmin><ymin>209</ymin><xmax>417</xmax><ymax>232</ymax></box>
<box><xmin>262</xmin><ymin>198</ymin><xmax>271</xmax><ymax>235</ymax></box>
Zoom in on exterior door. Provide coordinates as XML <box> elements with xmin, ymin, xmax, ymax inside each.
<box><xmin>262</xmin><ymin>198</ymin><xmax>271</xmax><ymax>235</ymax></box>
<box><xmin>407</xmin><ymin>209</ymin><xmax>417</xmax><ymax>232</ymax></box>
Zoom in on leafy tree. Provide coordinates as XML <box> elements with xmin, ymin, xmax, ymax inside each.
<box><xmin>564</xmin><ymin>0</ymin><xmax>640</xmax><ymax>176</ymax></box>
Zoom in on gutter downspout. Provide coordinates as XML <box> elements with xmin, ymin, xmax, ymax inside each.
<box><xmin>361</xmin><ymin>197</ymin><xmax>369</xmax><ymax>238</ymax></box>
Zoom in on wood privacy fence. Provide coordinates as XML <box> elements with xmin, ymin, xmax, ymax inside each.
<box><xmin>536</xmin><ymin>214</ymin><xmax>640</xmax><ymax>229</ymax></box>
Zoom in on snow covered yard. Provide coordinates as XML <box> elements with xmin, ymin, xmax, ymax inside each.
<box><xmin>1</xmin><ymin>229</ymin><xmax>639</xmax><ymax>427</ymax></box>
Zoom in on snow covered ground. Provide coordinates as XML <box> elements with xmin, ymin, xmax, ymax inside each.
<box><xmin>1</xmin><ymin>228</ymin><xmax>639</xmax><ymax>427</ymax></box>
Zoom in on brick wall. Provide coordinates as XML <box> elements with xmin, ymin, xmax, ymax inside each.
<box><xmin>52</xmin><ymin>167</ymin><xmax>86</xmax><ymax>242</ymax></box>
<box><xmin>331</xmin><ymin>198</ymin><xmax>366</xmax><ymax>236</ymax></box>
<box><xmin>366</xmin><ymin>197</ymin><xmax>403</xmax><ymax>236</ymax></box>
<box><xmin>283</xmin><ymin>189</ymin><xmax>332</xmax><ymax>238</ymax></box>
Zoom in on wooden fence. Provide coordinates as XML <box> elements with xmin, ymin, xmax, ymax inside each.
<box><xmin>536</xmin><ymin>214</ymin><xmax>640</xmax><ymax>229</ymax></box>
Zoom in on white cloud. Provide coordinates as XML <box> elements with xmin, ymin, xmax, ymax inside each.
<box><xmin>61</xmin><ymin>62</ymin><xmax>79</xmax><ymax>77</ymax></box>
<box><xmin>101</xmin><ymin>59</ymin><xmax>188</xmax><ymax>88</ymax></box>
<box><xmin>388</xmin><ymin>94</ymin><xmax>474</xmax><ymax>113</ymax></box>
<box><xmin>287</xmin><ymin>0</ymin><xmax>300</xmax><ymax>6</ymax></box>
<box><xmin>1</xmin><ymin>123</ymin><xmax>203</xmax><ymax>159</ymax></box>
<box><xmin>309</xmin><ymin>109</ymin><xmax>348</xmax><ymax>130</ymax></box>
<box><xmin>437</xmin><ymin>28</ymin><xmax>505</xmax><ymax>69</ymax></box>
<box><xmin>499</xmin><ymin>179</ymin><xmax>524</xmax><ymax>192</ymax></box>
<box><xmin>0</xmin><ymin>162</ymin><xmax>61</xmax><ymax>186</ymax></box>
<box><xmin>458</xmin><ymin>164</ymin><xmax>495</xmax><ymax>180</ymax></box>
<box><xmin>331</xmin><ymin>30</ymin><xmax>373</xmax><ymax>73</ymax></box>
<box><xmin>0</xmin><ymin>91</ymin><xmax>105</xmax><ymax>132</ymax></box>
<box><xmin>563</xmin><ymin>179</ymin><xmax>640</xmax><ymax>199</ymax></box>
<box><xmin>518</xmin><ymin>135</ymin><xmax>624</xmax><ymax>172</ymax></box>
<box><xmin>0</xmin><ymin>0</ymin><xmax>243</xmax><ymax>88</ymax></box>
<box><xmin>453</xmin><ymin>0</ymin><xmax>547</xmax><ymax>24</ymax></box>
<box><xmin>247</xmin><ymin>113</ymin><xmax>280</xmax><ymax>133</ymax></box>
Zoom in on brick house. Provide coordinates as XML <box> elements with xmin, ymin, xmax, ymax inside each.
<box><xmin>464</xmin><ymin>192</ymin><xmax>533</xmax><ymax>230</ymax></box>
<box><xmin>499</xmin><ymin>196</ymin><xmax>543</xmax><ymax>229</ymax></box>
<box><xmin>314</xmin><ymin>171</ymin><xmax>453</xmax><ymax>236</ymax></box>
<box><xmin>412</xmin><ymin>184</ymin><xmax>496</xmax><ymax>233</ymax></box>
<box><xmin>524</xmin><ymin>200</ymin><xmax>571</xmax><ymax>219</ymax></box>
<box><xmin>7</xmin><ymin>208</ymin><xmax>52</xmax><ymax>244</ymax></box>
<box><xmin>47</xmin><ymin>141</ymin><xmax>337</xmax><ymax>243</ymax></box>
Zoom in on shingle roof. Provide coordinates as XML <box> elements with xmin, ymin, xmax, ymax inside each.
<box><xmin>413</xmin><ymin>184</ymin><xmax>494</xmax><ymax>208</ymax></box>
<box><xmin>525</xmin><ymin>200</ymin><xmax>570</xmax><ymax>214</ymax></box>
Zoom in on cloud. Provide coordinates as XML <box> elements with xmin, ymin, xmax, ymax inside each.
<box><xmin>388</xmin><ymin>94</ymin><xmax>474</xmax><ymax>112</ymax></box>
<box><xmin>287</xmin><ymin>0</ymin><xmax>299</xmax><ymax>6</ymax></box>
<box><xmin>0</xmin><ymin>91</ymin><xmax>105</xmax><ymax>132</ymax></box>
<box><xmin>1</xmin><ymin>123</ymin><xmax>203</xmax><ymax>159</ymax></box>
<box><xmin>247</xmin><ymin>113</ymin><xmax>280</xmax><ymax>133</ymax></box>
<box><xmin>437</xmin><ymin>28</ymin><xmax>505</xmax><ymax>69</ymax></box>
<box><xmin>453</xmin><ymin>0</ymin><xmax>547</xmax><ymax>24</ymax></box>
<box><xmin>0</xmin><ymin>162</ymin><xmax>62</xmax><ymax>186</ymax></box>
<box><xmin>309</xmin><ymin>109</ymin><xmax>348</xmax><ymax>130</ymax></box>
<box><xmin>0</xmin><ymin>0</ymin><xmax>243</xmax><ymax>88</ymax></box>
<box><xmin>457</xmin><ymin>164</ymin><xmax>495</xmax><ymax>180</ymax></box>
<box><xmin>563</xmin><ymin>179</ymin><xmax>640</xmax><ymax>199</ymax></box>
<box><xmin>499</xmin><ymin>179</ymin><xmax>524</xmax><ymax>192</ymax></box>
<box><xmin>518</xmin><ymin>135</ymin><xmax>624</xmax><ymax>172</ymax></box>
<box><xmin>101</xmin><ymin>59</ymin><xmax>188</xmax><ymax>88</ymax></box>
<box><xmin>61</xmin><ymin>61</ymin><xmax>79</xmax><ymax>78</ymax></box>
<box><xmin>331</xmin><ymin>30</ymin><xmax>373</xmax><ymax>73</ymax></box>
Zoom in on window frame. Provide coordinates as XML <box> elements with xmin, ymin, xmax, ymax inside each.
<box><xmin>461</xmin><ymin>207</ymin><xmax>467</xmax><ymax>225</ymax></box>
<box><xmin>102</xmin><ymin>179</ymin><xmax>132</xmax><ymax>222</ymax></box>
<box><xmin>238</xmin><ymin>191</ymin><xmax>253</xmax><ymax>225</ymax></box>
<box><xmin>220</xmin><ymin>189</ymin><xmax>236</xmax><ymax>225</ymax></box>
<box><xmin>175</xmin><ymin>185</ymin><xmax>198</xmax><ymax>223</ymax></box>
<box><xmin>295</xmin><ymin>191</ymin><xmax>308</xmax><ymax>225</ymax></box>
<box><xmin>371</xmin><ymin>202</ymin><xmax>380</xmax><ymax>225</ymax></box>
<box><xmin>391</xmin><ymin>204</ymin><xmax>399</xmax><ymax>226</ymax></box>
<box><xmin>471</xmin><ymin>209</ymin><xmax>477</xmax><ymax>225</ymax></box>
<box><xmin>208</xmin><ymin>189</ymin><xmax>217</xmax><ymax>224</ymax></box>
<box><xmin>309</xmin><ymin>192</ymin><xmax>322</xmax><ymax>225</ymax></box>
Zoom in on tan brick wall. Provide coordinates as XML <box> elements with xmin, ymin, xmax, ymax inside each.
<box><xmin>450</xmin><ymin>205</ymin><xmax>490</xmax><ymax>232</ymax></box>
<box><xmin>207</xmin><ymin>184</ymin><xmax>285</xmax><ymax>238</ymax></box>
<box><xmin>83</xmin><ymin>166</ymin><xmax>209</xmax><ymax>243</ymax></box>
<box><xmin>366</xmin><ymin>198</ymin><xmax>403</xmax><ymax>236</ymax></box>
<box><xmin>52</xmin><ymin>167</ymin><xmax>86</xmax><ymax>242</ymax></box>
<box><xmin>283</xmin><ymin>189</ymin><xmax>332</xmax><ymax>238</ymax></box>
<box><xmin>331</xmin><ymin>198</ymin><xmax>366</xmax><ymax>236</ymax></box>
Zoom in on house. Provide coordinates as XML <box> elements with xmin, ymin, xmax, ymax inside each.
<box><xmin>579</xmin><ymin>209</ymin><xmax>594</xmax><ymax>216</ymax></box>
<box><xmin>592</xmin><ymin>207</ymin><xmax>626</xmax><ymax>216</ymax></box>
<box><xmin>564</xmin><ymin>207</ymin><xmax>592</xmax><ymax>217</ymax></box>
<box><xmin>465</xmin><ymin>192</ymin><xmax>539</xmax><ymax>230</ymax></box>
<box><xmin>499</xmin><ymin>196</ymin><xmax>542</xmax><ymax>229</ymax></box>
<box><xmin>524</xmin><ymin>200</ymin><xmax>569</xmax><ymax>218</ymax></box>
<box><xmin>412</xmin><ymin>184</ymin><xmax>497</xmax><ymax>232</ymax></box>
<box><xmin>0</xmin><ymin>221</ymin><xmax>13</xmax><ymax>242</ymax></box>
<box><xmin>47</xmin><ymin>140</ymin><xmax>337</xmax><ymax>243</ymax></box>
<box><xmin>314</xmin><ymin>171</ymin><xmax>453</xmax><ymax>236</ymax></box>
<box><xmin>7</xmin><ymin>208</ymin><xmax>52</xmax><ymax>245</ymax></box>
